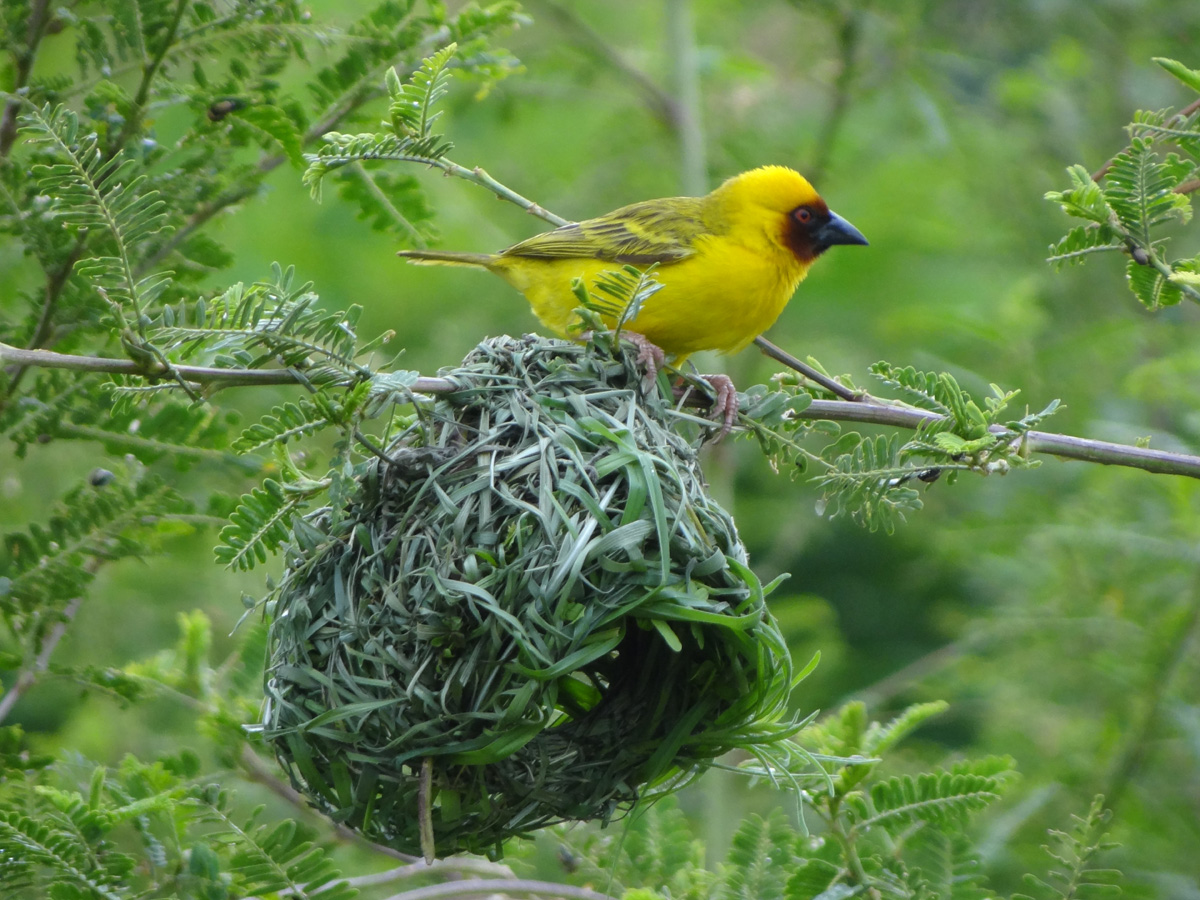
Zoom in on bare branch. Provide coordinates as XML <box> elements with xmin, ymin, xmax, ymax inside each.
<box><xmin>6</xmin><ymin>340</ymin><xmax>1200</xmax><ymax>480</ymax></box>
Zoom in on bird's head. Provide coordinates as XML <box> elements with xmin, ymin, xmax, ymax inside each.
<box><xmin>713</xmin><ymin>165</ymin><xmax>868</xmax><ymax>264</ymax></box>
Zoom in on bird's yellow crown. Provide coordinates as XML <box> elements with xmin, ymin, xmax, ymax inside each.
<box><xmin>708</xmin><ymin>165</ymin><xmax>823</xmax><ymax>217</ymax></box>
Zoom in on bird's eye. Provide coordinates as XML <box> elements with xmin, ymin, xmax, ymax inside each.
<box><xmin>794</xmin><ymin>207</ymin><xmax>813</xmax><ymax>224</ymax></box>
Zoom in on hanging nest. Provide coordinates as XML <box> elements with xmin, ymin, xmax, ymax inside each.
<box><xmin>261</xmin><ymin>332</ymin><xmax>800</xmax><ymax>858</ymax></box>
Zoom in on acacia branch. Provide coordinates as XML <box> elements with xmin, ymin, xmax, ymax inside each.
<box><xmin>1091</xmin><ymin>95</ymin><xmax>1200</xmax><ymax>181</ymax></box>
<box><xmin>665</xmin><ymin>0</ymin><xmax>706</xmax><ymax>194</ymax></box>
<box><xmin>135</xmin><ymin>24</ymin><xmax>447</xmax><ymax>277</ymax></box>
<box><xmin>6</xmin><ymin>340</ymin><xmax>1200</xmax><ymax>480</ymax></box>
<box><xmin>0</xmin><ymin>595</ymin><xmax>84</xmax><ymax>725</ymax></box>
<box><xmin>0</xmin><ymin>0</ymin><xmax>51</xmax><ymax>158</ymax></box>
<box><xmin>802</xmin><ymin>398</ymin><xmax>1200</xmax><ymax>478</ymax></box>
<box><xmin>808</xmin><ymin>7</ymin><xmax>861</xmax><ymax>185</ymax></box>
<box><xmin>532</xmin><ymin>0</ymin><xmax>680</xmax><ymax>131</ymax></box>
<box><xmin>0</xmin><ymin>341</ymin><xmax>455</xmax><ymax>393</ymax></box>
<box><xmin>378</xmin><ymin>879</ymin><xmax>616</xmax><ymax>900</ymax></box>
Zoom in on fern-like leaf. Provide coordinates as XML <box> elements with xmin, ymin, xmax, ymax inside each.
<box><xmin>1047</xmin><ymin>224</ymin><xmax>1124</xmax><ymax>268</ymax></box>
<box><xmin>1126</xmin><ymin>258</ymin><xmax>1184</xmax><ymax>309</ymax></box>
<box><xmin>1045</xmin><ymin>164</ymin><xmax>1116</xmax><ymax>225</ymax></box>
<box><xmin>1015</xmin><ymin>796</ymin><xmax>1120</xmax><ymax>900</ymax></box>
<box><xmin>234</xmin><ymin>397</ymin><xmax>338</xmax><ymax>453</ymax></box>
<box><xmin>18</xmin><ymin>104</ymin><xmax>173</xmax><ymax>322</ymax></box>
<box><xmin>815</xmin><ymin>433</ymin><xmax>924</xmax><ymax>533</ymax></box>
<box><xmin>862</xmin><ymin>701</ymin><xmax>949</xmax><ymax>757</ymax></box>
<box><xmin>849</xmin><ymin>770</ymin><xmax>1004</xmax><ymax>836</ymax></box>
<box><xmin>215</xmin><ymin>477</ymin><xmax>315</xmax><ymax>571</ymax></box>
<box><xmin>387</xmin><ymin>43</ymin><xmax>458</xmax><ymax>138</ymax></box>
<box><xmin>1105</xmin><ymin>137</ymin><xmax>1192</xmax><ymax>246</ymax></box>
<box><xmin>1</xmin><ymin>475</ymin><xmax>186</xmax><ymax>617</ymax></box>
<box><xmin>784</xmin><ymin>859</ymin><xmax>842</xmax><ymax>900</ymax></box>
<box><xmin>188</xmin><ymin>790</ymin><xmax>354</xmax><ymax>900</ymax></box>
<box><xmin>156</xmin><ymin>265</ymin><xmax>378</xmax><ymax>378</ymax></box>
<box><xmin>906</xmin><ymin>831</ymin><xmax>992</xmax><ymax>900</ymax></box>
<box><xmin>303</xmin><ymin>131</ymin><xmax>454</xmax><ymax>199</ymax></box>
<box><xmin>0</xmin><ymin>810</ymin><xmax>125</xmax><ymax>900</ymax></box>
<box><xmin>717</xmin><ymin>809</ymin><xmax>798</xmax><ymax>900</ymax></box>
<box><xmin>572</xmin><ymin>264</ymin><xmax>665</xmax><ymax>330</ymax></box>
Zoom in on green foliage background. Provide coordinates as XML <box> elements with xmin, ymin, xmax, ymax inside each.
<box><xmin>3</xmin><ymin>0</ymin><xmax>1200</xmax><ymax>897</ymax></box>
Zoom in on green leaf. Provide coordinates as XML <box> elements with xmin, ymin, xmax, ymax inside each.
<box><xmin>862</xmin><ymin>701</ymin><xmax>949</xmax><ymax>756</ymax></box>
<box><xmin>851</xmin><ymin>770</ymin><xmax>1004</xmax><ymax>835</ymax></box>
<box><xmin>388</xmin><ymin>43</ymin><xmax>458</xmax><ymax>138</ymax></box>
<box><xmin>1154</xmin><ymin>57</ymin><xmax>1200</xmax><ymax>94</ymax></box>
<box><xmin>229</xmin><ymin>105</ymin><xmax>305</xmax><ymax>169</ymax></box>
<box><xmin>1126</xmin><ymin>258</ymin><xmax>1183</xmax><ymax>309</ymax></box>
<box><xmin>784</xmin><ymin>859</ymin><xmax>841</xmax><ymax>900</ymax></box>
<box><xmin>718</xmin><ymin>809</ymin><xmax>798</xmax><ymax>900</ymax></box>
<box><xmin>1046</xmin><ymin>224</ymin><xmax>1124</xmax><ymax>268</ymax></box>
<box><xmin>215</xmin><ymin>479</ymin><xmax>311</xmax><ymax>571</ymax></box>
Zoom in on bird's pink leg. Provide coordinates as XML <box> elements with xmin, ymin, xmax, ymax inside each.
<box><xmin>610</xmin><ymin>331</ymin><xmax>739</xmax><ymax>439</ymax></box>
<box><xmin>699</xmin><ymin>374</ymin><xmax>738</xmax><ymax>440</ymax></box>
<box><xmin>617</xmin><ymin>331</ymin><xmax>667</xmax><ymax>392</ymax></box>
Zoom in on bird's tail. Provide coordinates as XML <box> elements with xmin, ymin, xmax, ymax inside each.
<box><xmin>397</xmin><ymin>249</ymin><xmax>495</xmax><ymax>268</ymax></box>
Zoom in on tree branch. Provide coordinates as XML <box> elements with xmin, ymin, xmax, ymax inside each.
<box><xmin>6</xmin><ymin>340</ymin><xmax>1200</xmax><ymax>480</ymax></box>
<box><xmin>0</xmin><ymin>0</ymin><xmax>52</xmax><ymax>159</ymax></box>
<box><xmin>808</xmin><ymin>7</ymin><xmax>861</xmax><ymax>185</ymax></box>
<box><xmin>664</xmin><ymin>0</ymin><xmax>706</xmax><ymax>194</ymax></box>
<box><xmin>431</xmin><ymin>160</ymin><xmax>568</xmax><ymax>227</ymax></box>
<box><xmin>378</xmin><ymin>879</ymin><xmax>617</xmax><ymax>900</ymax></box>
<box><xmin>532</xmin><ymin>0</ymin><xmax>680</xmax><ymax>131</ymax></box>
<box><xmin>0</xmin><ymin>341</ymin><xmax>455</xmax><ymax>393</ymax></box>
<box><xmin>754</xmin><ymin>335</ymin><xmax>864</xmax><ymax>401</ymax></box>
<box><xmin>802</xmin><ymin>398</ymin><xmax>1200</xmax><ymax>478</ymax></box>
<box><xmin>0</xmin><ymin>595</ymin><xmax>84</xmax><ymax>725</ymax></box>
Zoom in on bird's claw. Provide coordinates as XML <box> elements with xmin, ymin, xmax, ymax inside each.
<box><xmin>701</xmin><ymin>374</ymin><xmax>739</xmax><ymax>441</ymax></box>
<box><xmin>618</xmin><ymin>331</ymin><xmax>667</xmax><ymax>393</ymax></box>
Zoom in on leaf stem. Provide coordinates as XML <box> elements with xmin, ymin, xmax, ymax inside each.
<box><xmin>432</xmin><ymin>159</ymin><xmax>568</xmax><ymax>226</ymax></box>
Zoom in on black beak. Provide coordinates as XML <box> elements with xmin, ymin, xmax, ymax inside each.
<box><xmin>813</xmin><ymin>211</ymin><xmax>868</xmax><ymax>251</ymax></box>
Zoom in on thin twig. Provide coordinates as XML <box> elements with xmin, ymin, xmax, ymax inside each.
<box><xmin>0</xmin><ymin>595</ymin><xmax>84</xmax><ymax>725</ymax></box>
<box><xmin>664</xmin><ymin>0</ymin><xmax>706</xmax><ymax>194</ymax></box>
<box><xmin>109</xmin><ymin>0</ymin><xmax>190</xmax><ymax>155</ymax></box>
<box><xmin>433</xmin><ymin>160</ymin><xmax>568</xmax><ymax>227</ymax></box>
<box><xmin>1100</xmin><ymin>577</ymin><xmax>1200</xmax><ymax>814</ymax></box>
<box><xmin>378</xmin><ymin>878</ymin><xmax>617</xmax><ymax>900</ymax></box>
<box><xmin>800</xmin><ymin>397</ymin><xmax>1200</xmax><ymax>478</ymax></box>
<box><xmin>753</xmin><ymin>335</ymin><xmax>864</xmax><ymax>401</ymax></box>
<box><xmin>808</xmin><ymin>8</ymin><xmax>861</xmax><ymax>185</ymax></box>
<box><xmin>339</xmin><ymin>859</ymin><xmax>516</xmax><ymax>891</ymax></box>
<box><xmin>0</xmin><ymin>0</ymin><xmax>52</xmax><ymax>158</ymax></box>
<box><xmin>532</xmin><ymin>0</ymin><xmax>679</xmax><ymax>131</ymax></box>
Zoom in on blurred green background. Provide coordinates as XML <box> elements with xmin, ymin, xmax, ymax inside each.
<box><xmin>4</xmin><ymin>0</ymin><xmax>1200</xmax><ymax>894</ymax></box>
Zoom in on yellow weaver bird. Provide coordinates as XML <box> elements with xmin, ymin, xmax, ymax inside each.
<box><xmin>398</xmin><ymin>165</ymin><xmax>866</xmax><ymax>429</ymax></box>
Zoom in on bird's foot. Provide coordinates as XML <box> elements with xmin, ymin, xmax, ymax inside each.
<box><xmin>617</xmin><ymin>331</ymin><xmax>667</xmax><ymax>393</ymax></box>
<box><xmin>700</xmin><ymin>373</ymin><xmax>739</xmax><ymax>441</ymax></box>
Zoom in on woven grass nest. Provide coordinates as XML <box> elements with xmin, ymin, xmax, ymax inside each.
<box><xmin>261</xmin><ymin>332</ymin><xmax>799</xmax><ymax>858</ymax></box>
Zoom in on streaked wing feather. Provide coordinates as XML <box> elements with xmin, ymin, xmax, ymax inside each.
<box><xmin>501</xmin><ymin>198</ymin><xmax>707</xmax><ymax>264</ymax></box>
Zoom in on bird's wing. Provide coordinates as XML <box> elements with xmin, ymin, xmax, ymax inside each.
<box><xmin>500</xmin><ymin>198</ymin><xmax>708</xmax><ymax>265</ymax></box>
